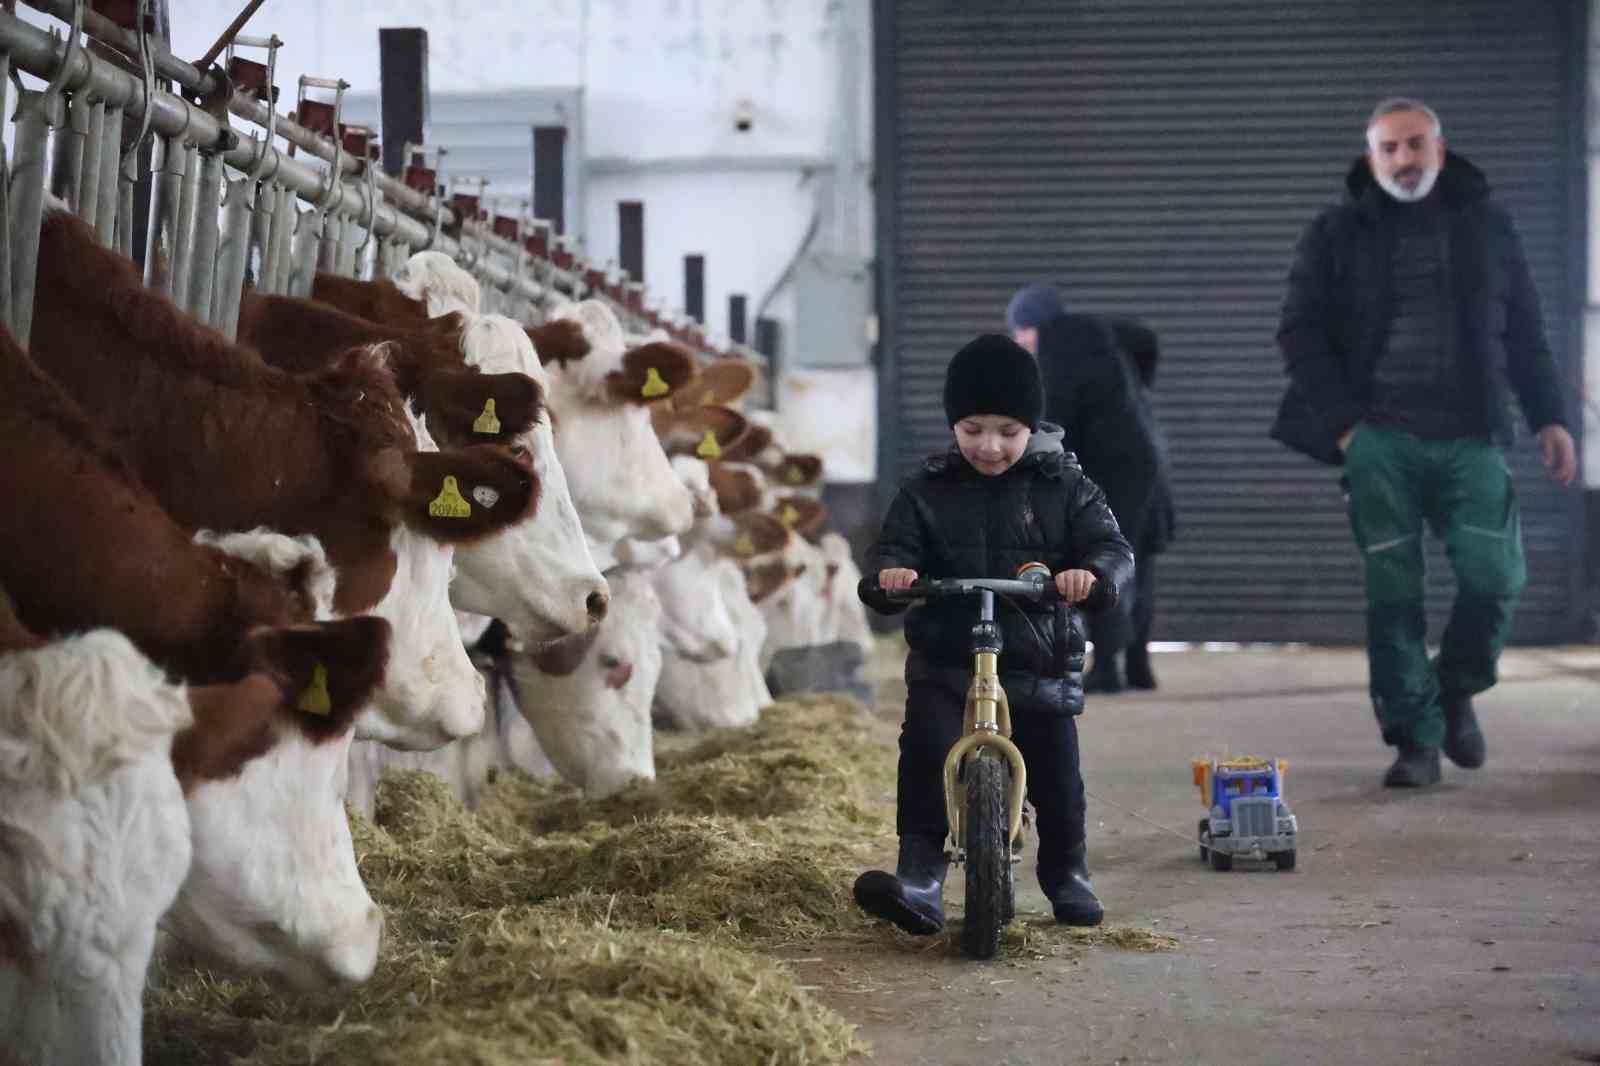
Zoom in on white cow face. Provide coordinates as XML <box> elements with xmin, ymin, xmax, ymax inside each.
<box><xmin>511</xmin><ymin>569</ymin><xmax>661</xmax><ymax>798</ymax></box>
<box><xmin>167</xmin><ymin>723</ymin><xmax>382</xmax><ymax>992</ymax></box>
<box><xmin>451</xmin><ymin>314</ymin><xmax>610</xmax><ymax>642</ymax></box>
<box><xmin>819</xmin><ymin>532</ymin><xmax>874</xmax><ymax>656</ymax></box>
<box><xmin>392</xmin><ymin>250</ymin><xmax>481</xmax><ymax>317</ymax></box>
<box><xmin>654</xmin><ymin>557</ymin><xmax>769</xmax><ymax>732</ymax></box>
<box><xmin>651</xmin><ymin>540</ymin><xmax>738</xmax><ymax>664</ymax></box>
<box><xmin>0</xmin><ymin>632</ymin><xmax>193</xmax><ymax>1066</ymax></box>
<box><xmin>544</xmin><ymin>301</ymin><xmax>696</xmax><ymax>552</ymax></box>
<box><xmin>356</xmin><ymin>410</ymin><xmax>487</xmax><ymax>750</ymax></box>
<box><xmin>548</xmin><ymin>383</ymin><xmax>696</xmax><ymax>551</ymax></box>
<box><xmin>758</xmin><ymin>535</ymin><xmax>831</xmax><ymax>670</ymax></box>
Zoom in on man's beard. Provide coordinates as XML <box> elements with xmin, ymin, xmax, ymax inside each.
<box><xmin>1375</xmin><ymin>164</ymin><xmax>1441</xmax><ymax>203</ymax></box>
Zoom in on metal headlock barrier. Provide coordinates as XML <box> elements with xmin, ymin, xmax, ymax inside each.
<box><xmin>1</xmin><ymin>0</ymin><xmax>757</xmax><ymax>368</ymax></box>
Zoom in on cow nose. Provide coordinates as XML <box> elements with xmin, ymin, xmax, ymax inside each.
<box><xmin>587</xmin><ymin>590</ymin><xmax>610</xmax><ymax>623</ymax></box>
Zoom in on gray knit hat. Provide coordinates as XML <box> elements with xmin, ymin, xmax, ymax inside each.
<box><xmin>1005</xmin><ymin>284</ymin><xmax>1065</xmax><ymax>331</ymax></box>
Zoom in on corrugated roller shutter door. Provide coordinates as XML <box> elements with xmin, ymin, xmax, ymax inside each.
<box><xmin>881</xmin><ymin>0</ymin><xmax>1584</xmax><ymax>643</ymax></box>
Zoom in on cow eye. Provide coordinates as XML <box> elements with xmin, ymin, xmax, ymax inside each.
<box><xmin>599</xmin><ymin>654</ymin><xmax>622</xmax><ymax>669</ymax></box>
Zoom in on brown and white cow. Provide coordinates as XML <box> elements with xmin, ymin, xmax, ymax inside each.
<box><xmin>0</xmin><ymin>327</ymin><xmax>394</xmax><ymax>993</ymax></box>
<box><xmin>239</xmin><ymin>291</ymin><xmax>610</xmax><ymax>641</ymax></box>
<box><xmin>538</xmin><ymin>300</ymin><xmax>698</xmax><ymax>561</ymax></box>
<box><xmin>32</xmin><ymin>204</ymin><xmax>534</xmax><ymax>749</ymax></box>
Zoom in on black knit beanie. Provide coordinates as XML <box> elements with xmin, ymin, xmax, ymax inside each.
<box><xmin>943</xmin><ymin>333</ymin><xmax>1043</xmax><ymax>430</ymax></box>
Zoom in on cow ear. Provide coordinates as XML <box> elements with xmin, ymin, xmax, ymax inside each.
<box><xmin>526</xmin><ymin>319</ymin><xmax>590</xmax><ymax>367</ymax></box>
<box><xmin>720</xmin><ymin>511</ymin><xmax>789</xmax><ymax>560</ymax></box>
<box><xmin>244</xmin><ymin>616</ymin><xmax>392</xmax><ymax>741</ymax></box>
<box><xmin>742</xmin><ymin>559</ymin><xmax>790</xmax><ymax>604</ymax></box>
<box><xmin>605</xmin><ymin>341</ymin><xmax>697</xmax><ymax>405</ymax></box>
<box><xmin>419</xmin><ymin>367</ymin><xmax>544</xmax><ymax>445</ymax></box>
<box><xmin>527</xmin><ymin>626</ymin><xmax>599</xmax><ymax>676</ymax></box>
<box><xmin>655</xmin><ymin>404</ymin><xmax>749</xmax><ymax>461</ymax></box>
<box><xmin>705</xmin><ymin>462</ymin><xmax>762</xmax><ymax>515</ymax></box>
<box><xmin>684</xmin><ymin>357</ymin><xmax>756</xmax><ymax>407</ymax></box>
<box><xmin>404</xmin><ymin>446</ymin><xmax>540</xmax><ymax>542</ymax></box>
<box><xmin>772</xmin><ymin>495</ymin><xmax>828</xmax><ymax>541</ymax></box>
<box><xmin>718</xmin><ymin>422</ymin><xmax>772</xmax><ymax>462</ymax></box>
<box><xmin>172</xmin><ymin>616</ymin><xmax>391</xmax><ymax>788</ymax></box>
<box><xmin>769</xmin><ymin>453</ymin><xmax>823</xmax><ymax>488</ymax></box>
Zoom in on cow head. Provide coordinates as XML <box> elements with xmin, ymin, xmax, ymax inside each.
<box><xmin>650</xmin><ymin>539</ymin><xmax>739</xmax><ymax>664</ymax></box>
<box><xmin>451</xmin><ymin>313</ymin><xmax>611</xmax><ymax>642</ymax></box>
<box><xmin>512</xmin><ymin>569</ymin><xmax>660</xmax><ymax>798</ymax></box>
<box><xmin>391</xmin><ymin>251</ymin><xmax>481</xmax><ymax>317</ymax></box>
<box><xmin>0</xmin><ymin>629</ymin><xmax>194</xmax><ymax>1064</ymax></box>
<box><xmin>164</xmin><ymin>616</ymin><xmax>390</xmax><ymax>991</ymax></box>
<box><xmin>353</xmin><ymin>411</ymin><xmax>508</xmax><ymax>750</ymax></box>
<box><xmin>654</xmin><ymin>557</ymin><xmax>769</xmax><ymax>732</ymax></box>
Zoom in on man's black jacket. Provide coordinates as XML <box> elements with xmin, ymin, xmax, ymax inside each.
<box><xmin>862</xmin><ymin>426</ymin><xmax>1135</xmax><ymax>715</ymax></box>
<box><xmin>1272</xmin><ymin>151</ymin><xmax>1569</xmax><ymax>465</ymax></box>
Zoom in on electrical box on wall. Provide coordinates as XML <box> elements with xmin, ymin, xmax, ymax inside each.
<box><xmin>794</xmin><ymin>251</ymin><xmax>871</xmax><ymax>368</ymax></box>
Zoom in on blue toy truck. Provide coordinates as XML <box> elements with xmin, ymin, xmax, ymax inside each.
<box><xmin>1193</xmin><ymin>757</ymin><xmax>1297</xmax><ymax>871</ymax></box>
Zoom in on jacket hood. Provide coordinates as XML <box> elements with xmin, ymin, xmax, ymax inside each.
<box><xmin>1343</xmin><ymin>150</ymin><xmax>1489</xmax><ymax>214</ymax></box>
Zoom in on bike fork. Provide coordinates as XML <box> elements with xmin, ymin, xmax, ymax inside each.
<box><xmin>943</xmin><ymin>591</ymin><xmax>1029</xmax><ymax>859</ymax></box>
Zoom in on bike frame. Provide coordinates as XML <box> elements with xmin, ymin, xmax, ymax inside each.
<box><xmin>944</xmin><ymin>587</ymin><xmax>1029</xmax><ymax>859</ymax></box>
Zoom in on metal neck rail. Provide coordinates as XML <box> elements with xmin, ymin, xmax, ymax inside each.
<box><xmin>7</xmin><ymin>0</ymin><xmax>761</xmax><ymax>364</ymax></box>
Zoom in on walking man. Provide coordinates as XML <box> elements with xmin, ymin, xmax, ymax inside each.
<box><xmin>1271</xmin><ymin>98</ymin><xmax>1577</xmax><ymax>787</ymax></box>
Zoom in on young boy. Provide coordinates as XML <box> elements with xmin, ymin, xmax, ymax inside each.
<box><xmin>857</xmin><ymin>333</ymin><xmax>1134</xmax><ymax>932</ymax></box>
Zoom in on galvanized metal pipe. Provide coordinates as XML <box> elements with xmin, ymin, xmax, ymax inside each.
<box><xmin>170</xmin><ymin>141</ymin><xmax>199</xmax><ymax>310</ymax></box>
<box><xmin>269</xmin><ymin>184</ymin><xmax>295</xmax><ymax>294</ymax></box>
<box><xmin>250</xmin><ymin>178</ymin><xmax>277</xmax><ymax>293</ymax></box>
<box><xmin>78</xmin><ymin>97</ymin><xmax>103</xmax><ymax>229</ymax></box>
<box><xmin>116</xmin><ymin>150</ymin><xmax>135</xmax><ymax>258</ymax></box>
<box><xmin>0</xmin><ymin>141</ymin><xmax>13</xmax><ymax>332</ymax></box>
<box><xmin>93</xmin><ymin>103</ymin><xmax>120</xmax><ymax>246</ymax></box>
<box><xmin>287</xmin><ymin>206</ymin><xmax>320</xmax><ymax>297</ymax></box>
<box><xmin>187</xmin><ymin>150</ymin><xmax>223</xmax><ymax>318</ymax></box>
<box><xmin>317</xmin><ymin>209</ymin><xmax>340</xmax><ymax>274</ymax></box>
<box><xmin>51</xmin><ymin>91</ymin><xmax>90</xmax><ymax>212</ymax></box>
<box><xmin>143</xmin><ymin>134</ymin><xmax>185</xmax><ymax>296</ymax></box>
<box><xmin>212</xmin><ymin>176</ymin><xmax>251</xmax><ymax>337</ymax></box>
<box><xmin>9</xmin><ymin>90</ymin><xmax>53</xmax><ymax>346</ymax></box>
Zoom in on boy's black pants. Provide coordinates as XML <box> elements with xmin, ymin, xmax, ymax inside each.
<box><xmin>896</xmin><ymin>680</ymin><xmax>1086</xmax><ymax>862</ymax></box>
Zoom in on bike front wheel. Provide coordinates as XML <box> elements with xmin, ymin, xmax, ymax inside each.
<box><xmin>961</xmin><ymin>750</ymin><xmax>1012</xmax><ymax>960</ymax></box>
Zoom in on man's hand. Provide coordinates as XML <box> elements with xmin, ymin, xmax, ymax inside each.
<box><xmin>1055</xmin><ymin>569</ymin><xmax>1098</xmax><ymax>604</ymax></box>
<box><xmin>879</xmin><ymin>567</ymin><xmax>918</xmax><ymax>591</ymax></box>
<box><xmin>1537</xmin><ymin>424</ymin><xmax>1577</xmax><ymax>486</ymax></box>
<box><xmin>1337</xmin><ymin>425</ymin><xmax>1359</xmax><ymax>453</ymax></box>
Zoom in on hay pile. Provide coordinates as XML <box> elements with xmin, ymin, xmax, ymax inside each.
<box><xmin>145</xmin><ymin>695</ymin><xmax>882</xmax><ymax>1065</ymax></box>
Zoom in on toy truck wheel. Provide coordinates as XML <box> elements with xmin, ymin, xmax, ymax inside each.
<box><xmin>1207</xmin><ymin>838</ymin><xmax>1233</xmax><ymax>871</ymax></box>
<box><xmin>1274</xmin><ymin>848</ymin><xmax>1297</xmax><ymax>872</ymax></box>
<box><xmin>1197</xmin><ymin>819</ymin><xmax>1210</xmax><ymax>863</ymax></box>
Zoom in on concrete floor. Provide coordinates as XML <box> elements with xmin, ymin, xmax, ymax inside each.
<box><xmin>807</xmin><ymin>642</ymin><xmax>1600</xmax><ymax>1066</ymax></box>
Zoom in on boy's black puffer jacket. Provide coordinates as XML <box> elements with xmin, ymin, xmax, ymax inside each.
<box><xmin>862</xmin><ymin>424</ymin><xmax>1135</xmax><ymax>715</ymax></box>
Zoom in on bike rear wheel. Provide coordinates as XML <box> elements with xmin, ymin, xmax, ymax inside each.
<box><xmin>961</xmin><ymin>750</ymin><xmax>1012</xmax><ymax>960</ymax></box>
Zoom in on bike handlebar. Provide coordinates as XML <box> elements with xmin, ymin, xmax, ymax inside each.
<box><xmin>858</xmin><ymin>574</ymin><xmax>1064</xmax><ymax>605</ymax></box>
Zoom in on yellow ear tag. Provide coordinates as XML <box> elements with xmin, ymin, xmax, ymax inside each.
<box><xmin>297</xmin><ymin>664</ymin><xmax>332</xmax><ymax>716</ymax></box>
<box><xmin>696</xmin><ymin>429</ymin><xmax>722</xmax><ymax>460</ymax></box>
<box><xmin>472</xmin><ymin>397</ymin><xmax>502</xmax><ymax>435</ymax></box>
<box><xmin>779</xmin><ymin>504</ymin><xmax>800</xmax><ymax>528</ymax></box>
<box><xmin>641</xmin><ymin>367</ymin><xmax>671</xmax><ymax>398</ymax></box>
<box><xmin>428</xmin><ymin>475</ymin><xmax>473</xmax><ymax>519</ymax></box>
<box><xmin>785</xmin><ymin>465</ymin><xmax>805</xmax><ymax>485</ymax></box>
<box><xmin>734</xmin><ymin>533</ymin><xmax>756</xmax><ymax>556</ymax></box>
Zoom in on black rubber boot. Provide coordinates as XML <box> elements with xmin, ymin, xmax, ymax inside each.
<box><xmin>1441</xmin><ymin>692</ymin><xmax>1486</xmax><ymax>769</ymax></box>
<box><xmin>1123</xmin><ymin>643</ymin><xmax>1157</xmax><ymax>690</ymax></box>
<box><xmin>1382</xmin><ymin>745</ymin><xmax>1442</xmax><ymax>788</ymax></box>
<box><xmin>1039</xmin><ymin>843</ymin><xmax>1104</xmax><ymax>927</ymax></box>
<box><xmin>1084</xmin><ymin>652</ymin><xmax>1125</xmax><ymax>695</ymax></box>
<box><xmin>853</xmin><ymin>834</ymin><xmax>948</xmax><ymax>935</ymax></box>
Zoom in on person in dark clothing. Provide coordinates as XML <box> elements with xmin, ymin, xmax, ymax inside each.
<box><xmin>1272</xmin><ymin>98</ymin><xmax>1578</xmax><ymax>789</ymax></box>
<box><xmin>1107</xmin><ymin>316</ymin><xmax>1177</xmax><ymax>689</ymax></box>
<box><xmin>1008</xmin><ymin>286</ymin><xmax>1162</xmax><ymax>693</ymax></box>
<box><xmin>856</xmin><ymin>334</ymin><xmax>1134</xmax><ymax>933</ymax></box>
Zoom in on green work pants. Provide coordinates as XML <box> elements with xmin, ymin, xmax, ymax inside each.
<box><xmin>1342</xmin><ymin>424</ymin><xmax>1526</xmax><ymax>750</ymax></box>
